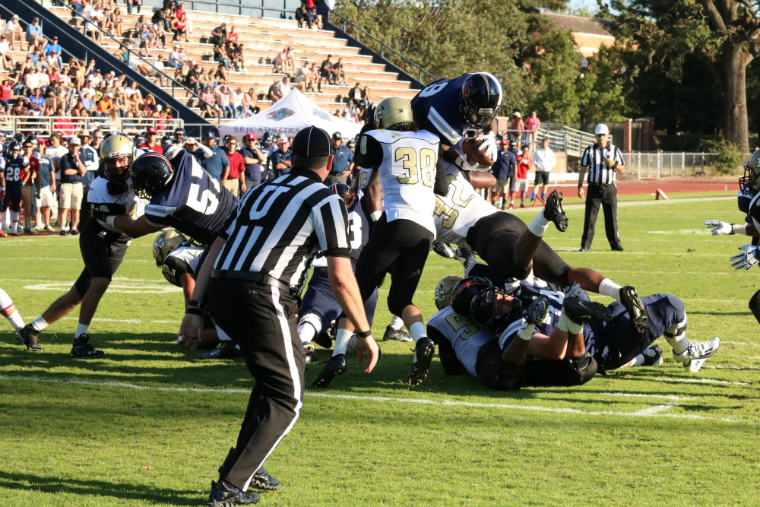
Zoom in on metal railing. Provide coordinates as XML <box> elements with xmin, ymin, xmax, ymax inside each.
<box><xmin>329</xmin><ymin>10</ymin><xmax>436</xmax><ymax>85</ymax></box>
<box><xmin>0</xmin><ymin>115</ymin><xmax>183</xmax><ymax>135</ymax></box>
<box><xmin>621</xmin><ymin>152</ymin><xmax>751</xmax><ymax>180</ymax></box>
<box><xmin>496</xmin><ymin>126</ymin><xmax>599</xmax><ymax>157</ymax></box>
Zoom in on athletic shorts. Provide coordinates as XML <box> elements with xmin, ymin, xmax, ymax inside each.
<box><xmin>512</xmin><ymin>178</ymin><xmax>528</xmax><ymax>192</ymax></box>
<box><xmin>3</xmin><ymin>184</ymin><xmax>22</xmax><ymax>213</ymax></box>
<box><xmin>74</xmin><ymin>219</ymin><xmax>130</xmax><ymax>296</ymax></box>
<box><xmin>300</xmin><ymin>266</ymin><xmax>378</xmax><ymax>331</ymax></box>
<box><xmin>492</xmin><ymin>178</ymin><xmax>511</xmax><ymax>193</ymax></box>
<box><xmin>534</xmin><ymin>171</ymin><xmax>549</xmax><ymax>186</ymax></box>
<box><xmin>60</xmin><ymin>182</ymin><xmax>83</xmax><ymax>210</ymax></box>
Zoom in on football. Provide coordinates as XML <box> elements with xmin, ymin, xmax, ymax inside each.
<box><xmin>462</xmin><ymin>137</ymin><xmax>493</xmax><ymax>168</ymax></box>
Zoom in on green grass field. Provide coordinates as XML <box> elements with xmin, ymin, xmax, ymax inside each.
<box><xmin>1</xmin><ymin>197</ymin><xmax>759</xmax><ymax>506</ymax></box>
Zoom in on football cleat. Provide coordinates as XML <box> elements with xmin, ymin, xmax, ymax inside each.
<box><xmin>250</xmin><ymin>467</ymin><xmax>280</xmax><ymax>491</ymax></box>
<box><xmin>543</xmin><ymin>190</ymin><xmax>568</xmax><ymax>232</ymax></box>
<box><xmin>431</xmin><ymin>240</ymin><xmax>456</xmax><ymax>259</ymax></box>
<box><xmin>673</xmin><ymin>337</ymin><xmax>720</xmax><ymax>371</ymax></box>
<box><xmin>641</xmin><ymin>345</ymin><xmax>664</xmax><ymax>366</ymax></box>
<box><xmin>206</xmin><ymin>480</ymin><xmax>259</xmax><ymax>506</ymax></box>
<box><xmin>408</xmin><ymin>337</ymin><xmax>435</xmax><ymax>387</ymax></box>
<box><xmin>17</xmin><ymin>324</ymin><xmax>43</xmax><ymax>352</ymax></box>
<box><xmin>382</xmin><ymin>325</ymin><xmax>412</xmax><ymax>342</ymax></box>
<box><xmin>198</xmin><ymin>341</ymin><xmax>243</xmax><ymax>360</ymax></box>
<box><xmin>563</xmin><ymin>297</ymin><xmax>613</xmax><ymax>324</ymax></box>
<box><xmin>311</xmin><ymin>353</ymin><xmax>347</xmax><ymax>388</ymax></box>
<box><xmin>620</xmin><ymin>286</ymin><xmax>648</xmax><ymax>335</ymax></box>
<box><xmin>454</xmin><ymin>245</ymin><xmax>477</xmax><ymax>273</ymax></box>
<box><xmin>70</xmin><ymin>334</ymin><xmax>104</xmax><ymax>359</ymax></box>
<box><xmin>303</xmin><ymin>341</ymin><xmax>318</xmax><ymax>364</ymax></box>
<box><xmin>526</xmin><ymin>295</ymin><xmax>551</xmax><ymax>325</ymax></box>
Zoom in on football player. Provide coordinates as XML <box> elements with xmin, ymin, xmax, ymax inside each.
<box><xmin>705</xmin><ymin>149</ymin><xmax>760</xmax><ymax>328</ymax></box>
<box><xmin>173</xmin><ymin>127</ymin><xmax>186</xmax><ymax>145</ymax></box>
<box><xmin>17</xmin><ymin>135</ymin><xmax>139</xmax><ymax>357</ymax></box>
<box><xmin>152</xmin><ymin>229</ymin><xmax>241</xmax><ymax>359</ymax></box>
<box><xmin>0</xmin><ymin>288</ymin><xmax>25</xmax><ymax>333</ymax></box>
<box><xmin>312</xmin><ymin>97</ymin><xmax>449</xmax><ymax>388</ymax></box>
<box><xmin>3</xmin><ymin>141</ymin><xmax>29</xmax><ymax>236</ymax></box>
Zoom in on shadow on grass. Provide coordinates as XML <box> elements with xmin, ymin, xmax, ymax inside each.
<box><xmin>0</xmin><ymin>470</ymin><xmax>201</xmax><ymax>506</ymax></box>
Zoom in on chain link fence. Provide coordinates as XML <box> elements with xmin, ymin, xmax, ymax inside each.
<box><xmin>619</xmin><ymin>152</ymin><xmax>749</xmax><ymax>180</ymax></box>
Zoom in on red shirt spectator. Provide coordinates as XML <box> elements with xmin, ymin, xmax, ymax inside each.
<box><xmin>225</xmin><ymin>149</ymin><xmax>244</xmax><ymax>180</ymax></box>
<box><xmin>0</xmin><ymin>82</ymin><xmax>11</xmax><ymax>101</ymax></box>
<box><xmin>517</xmin><ymin>152</ymin><xmax>532</xmax><ymax>179</ymax></box>
<box><xmin>23</xmin><ymin>156</ymin><xmax>40</xmax><ymax>183</ymax></box>
<box><xmin>139</xmin><ymin>142</ymin><xmax>164</xmax><ymax>154</ymax></box>
<box><xmin>140</xmin><ymin>128</ymin><xmax>165</xmax><ymax>154</ymax></box>
<box><xmin>304</xmin><ymin>0</ymin><xmax>315</xmax><ymax>8</ymax></box>
<box><xmin>54</xmin><ymin>117</ymin><xmax>76</xmax><ymax>136</ymax></box>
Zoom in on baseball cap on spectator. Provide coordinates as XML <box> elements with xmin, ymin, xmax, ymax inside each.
<box><xmin>245</xmin><ymin>133</ymin><xmax>257</xmax><ymax>141</ymax></box>
<box><xmin>184</xmin><ymin>137</ymin><xmax>197</xmax><ymax>145</ymax></box>
<box><xmin>69</xmin><ymin>137</ymin><xmax>82</xmax><ymax>145</ymax></box>
<box><xmin>204</xmin><ymin>131</ymin><xmax>216</xmax><ymax>139</ymax></box>
<box><xmin>332</xmin><ymin>132</ymin><xmax>342</xmax><ymax>140</ymax></box>
<box><xmin>146</xmin><ymin>127</ymin><xmax>157</xmax><ymax>135</ymax></box>
<box><xmin>53</xmin><ymin>36</ymin><xmax>58</xmax><ymax>40</ymax></box>
<box><xmin>595</xmin><ymin>124</ymin><xmax>609</xmax><ymax>135</ymax></box>
<box><xmin>501</xmin><ymin>139</ymin><xmax>509</xmax><ymax>145</ymax></box>
<box><xmin>51</xmin><ymin>50</ymin><xmax>57</xmax><ymax>54</ymax></box>
<box><xmin>292</xmin><ymin>126</ymin><xmax>332</xmax><ymax>157</ymax></box>
<box><xmin>156</xmin><ymin>105</ymin><xmax>163</xmax><ymax>112</ymax></box>
<box><xmin>78</xmin><ymin>129</ymin><xmax>91</xmax><ymax>137</ymax></box>
<box><xmin>12</xmin><ymin>14</ymin><xmax>18</xmax><ymax>19</ymax></box>
<box><xmin>33</xmin><ymin>17</ymin><xmax>40</xmax><ymax>22</ymax></box>
<box><xmin>278</xmin><ymin>137</ymin><xmax>288</xmax><ymax>144</ymax></box>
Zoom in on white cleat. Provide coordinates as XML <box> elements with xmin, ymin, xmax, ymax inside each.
<box><xmin>673</xmin><ymin>337</ymin><xmax>720</xmax><ymax>371</ymax></box>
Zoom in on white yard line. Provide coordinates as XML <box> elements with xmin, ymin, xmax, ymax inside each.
<box><xmin>0</xmin><ymin>375</ymin><xmax>748</xmax><ymax>424</ymax></box>
<box><xmin>600</xmin><ymin>392</ymin><xmax>695</xmax><ymax>401</ymax></box>
<box><xmin>722</xmin><ymin>341</ymin><xmax>760</xmax><ymax>347</ymax></box>
<box><xmin>654</xmin><ymin>377</ymin><xmax>748</xmax><ymax>386</ymax></box>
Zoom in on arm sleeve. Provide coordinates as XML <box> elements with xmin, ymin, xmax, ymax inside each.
<box><xmin>433</xmin><ymin>144</ymin><xmax>448</xmax><ymax>196</ymax></box>
<box><xmin>613</xmin><ymin>147</ymin><xmax>624</xmax><ymax>165</ymax></box>
<box><xmin>144</xmin><ymin>203</ymin><xmax>175</xmax><ymax>227</ymax></box>
<box><xmin>353</xmin><ymin>134</ymin><xmax>383</xmax><ymax>168</ymax></box>
<box><xmin>580</xmin><ymin>146</ymin><xmax>591</xmax><ymax>168</ymax></box>
<box><xmin>313</xmin><ymin>194</ymin><xmax>351</xmax><ymax>258</ymax></box>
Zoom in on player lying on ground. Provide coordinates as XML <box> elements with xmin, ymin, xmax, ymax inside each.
<box><xmin>152</xmin><ymin>229</ymin><xmax>242</xmax><ymax>360</ymax></box>
<box><xmin>17</xmin><ymin>135</ymin><xmax>139</xmax><ymax>358</ymax></box>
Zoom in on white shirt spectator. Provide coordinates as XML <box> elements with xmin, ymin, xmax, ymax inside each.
<box><xmin>85</xmin><ymin>6</ymin><xmax>104</xmax><ymax>32</ymax></box>
<box><xmin>88</xmin><ymin>74</ymin><xmax>102</xmax><ymax>87</ymax></box>
<box><xmin>26</xmin><ymin>73</ymin><xmax>40</xmax><ymax>90</ymax></box>
<box><xmin>230</xmin><ymin>89</ymin><xmax>243</xmax><ymax>108</ymax></box>
<box><xmin>47</xmin><ymin>145</ymin><xmax>69</xmax><ymax>180</ymax></box>
<box><xmin>153</xmin><ymin>60</ymin><xmax>165</xmax><ymax>74</ymax></box>
<box><xmin>3</xmin><ymin>20</ymin><xmax>19</xmax><ymax>35</ymax></box>
<box><xmin>36</xmin><ymin>71</ymin><xmax>50</xmax><ymax>89</ymax></box>
<box><xmin>533</xmin><ymin>146</ymin><xmax>556</xmax><ymax>172</ymax></box>
<box><xmin>215</xmin><ymin>87</ymin><xmax>231</xmax><ymax>107</ymax></box>
<box><xmin>0</xmin><ymin>40</ymin><xmax>9</xmax><ymax>55</ymax></box>
<box><xmin>279</xmin><ymin>83</ymin><xmax>292</xmax><ymax>95</ymax></box>
<box><xmin>168</xmin><ymin>50</ymin><xmax>180</xmax><ymax>65</ymax></box>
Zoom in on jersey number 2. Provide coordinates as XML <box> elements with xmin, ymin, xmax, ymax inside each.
<box><xmin>394</xmin><ymin>147</ymin><xmax>436</xmax><ymax>187</ymax></box>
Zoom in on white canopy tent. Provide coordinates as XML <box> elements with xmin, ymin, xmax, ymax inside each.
<box><xmin>217</xmin><ymin>89</ymin><xmax>363</xmax><ymax>140</ymax></box>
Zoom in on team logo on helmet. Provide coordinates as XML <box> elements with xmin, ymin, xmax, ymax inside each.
<box><xmin>266</xmin><ymin>108</ymin><xmax>295</xmax><ymax>121</ymax></box>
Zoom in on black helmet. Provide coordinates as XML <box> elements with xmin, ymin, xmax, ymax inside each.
<box><xmin>173</xmin><ymin>127</ymin><xmax>186</xmax><ymax>141</ymax></box>
<box><xmin>329</xmin><ymin>182</ymin><xmax>349</xmax><ymax>197</ymax></box>
<box><xmin>459</xmin><ymin>72</ymin><xmax>502</xmax><ymax>130</ymax></box>
<box><xmin>470</xmin><ymin>287</ymin><xmax>523</xmax><ymax>331</ymax></box>
<box><xmin>161</xmin><ymin>135</ymin><xmax>173</xmax><ymax>147</ymax></box>
<box><xmin>450</xmin><ymin>277</ymin><xmax>493</xmax><ymax>317</ymax></box>
<box><xmin>131</xmin><ymin>152</ymin><xmax>175</xmax><ymax>199</ymax></box>
<box><xmin>8</xmin><ymin>141</ymin><xmax>21</xmax><ymax>159</ymax></box>
<box><xmin>24</xmin><ymin>133</ymin><xmax>38</xmax><ymax>145</ymax></box>
<box><xmin>134</xmin><ymin>132</ymin><xmax>147</xmax><ymax>147</ymax></box>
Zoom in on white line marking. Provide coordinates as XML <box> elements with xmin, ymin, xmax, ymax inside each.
<box><xmin>722</xmin><ymin>341</ymin><xmax>760</xmax><ymax>347</ymax></box>
<box><xmin>0</xmin><ymin>257</ymin><xmax>152</xmax><ymax>262</ymax></box>
<box><xmin>702</xmin><ymin>366</ymin><xmax>760</xmax><ymax>371</ymax></box>
<box><xmin>634</xmin><ymin>404</ymin><xmax>679</xmax><ymax>416</ymax></box>
<box><xmin>22</xmin><ymin>282</ymin><xmax>181</xmax><ymax>294</ymax></box>
<box><xmin>600</xmin><ymin>392</ymin><xmax>695</xmax><ymax>401</ymax></box>
<box><xmin>21</xmin><ymin>316</ymin><xmax>181</xmax><ymax>325</ymax></box>
<box><xmin>0</xmin><ymin>375</ymin><xmax>748</xmax><ymax>424</ymax></box>
<box><xmin>655</xmin><ymin>377</ymin><xmax>748</xmax><ymax>386</ymax></box>
<box><xmin>552</xmin><ymin>249</ymin><xmax>728</xmax><ymax>257</ymax></box>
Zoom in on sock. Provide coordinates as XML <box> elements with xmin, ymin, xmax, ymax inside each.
<box><xmin>541</xmin><ymin>192</ymin><xmax>546</xmax><ymax>200</ymax></box>
<box><xmin>75</xmin><ymin>322</ymin><xmax>89</xmax><ymax>338</ymax></box>
<box><xmin>664</xmin><ymin>320</ymin><xmax>688</xmax><ymax>355</ymax></box>
<box><xmin>0</xmin><ymin>287</ymin><xmax>13</xmax><ymax>312</ymax></box>
<box><xmin>558</xmin><ymin>312</ymin><xmax>582</xmax><ymax>335</ymax></box>
<box><xmin>333</xmin><ymin>328</ymin><xmax>352</xmax><ymax>356</ymax></box>
<box><xmin>527</xmin><ymin>208</ymin><xmax>551</xmax><ymax>237</ymax></box>
<box><xmin>598</xmin><ymin>279</ymin><xmax>622</xmax><ymax>301</ymax></box>
<box><xmin>622</xmin><ymin>354</ymin><xmax>647</xmax><ymax>368</ymax></box>
<box><xmin>516</xmin><ymin>322</ymin><xmax>536</xmax><ymax>341</ymax></box>
<box><xmin>215</xmin><ymin>325</ymin><xmax>232</xmax><ymax>342</ymax></box>
<box><xmin>389</xmin><ymin>315</ymin><xmax>404</xmax><ymax>331</ymax></box>
<box><xmin>409</xmin><ymin>321</ymin><xmax>427</xmax><ymax>344</ymax></box>
<box><xmin>31</xmin><ymin>316</ymin><xmax>48</xmax><ymax>332</ymax></box>
<box><xmin>297</xmin><ymin>323</ymin><xmax>317</xmax><ymax>343</ymax></box>
<box><xmin>531</xmin><ymin>192</ymin><xmax>536</xmax><ymax>200</ymax></box>
<box><xmin>5</xmin><ymin>310</ymin><xmax>24</xmax><ymax>332</ymax></box>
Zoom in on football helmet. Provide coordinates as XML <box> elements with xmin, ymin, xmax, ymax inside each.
<box><xmin>8</xmin><ymin>141</ymin><xmax>20</xmax><ymax>160</ymax></box>
<box><xmin>450</xmin><ymin>277</ymin><xmax>493</xmax><ymax>317</ymax></box>
<box><xmin>375</xmin><ymin>97</ymin><xmax>415</xmax><ymax>130</ymax></box>
<box><xmin>161</xmin><ymin>135</ymin><xmax>173</xmax><ymax>148</ymax></box>
<box><xmin>435</xmin><ymin>275</ymin><xmax>463</xmax><ymax>310</ymax></box>
<box><xmin>13</xmin><ymin>132</ymin><xmax>24</xmax><ymax>144</ymax></box>
<box><xmin>740</xmin><ymin>149</ymin><xmax>760</xmax><ymax>196</ymax></box>
<box><xmin>470</xmin><ymin>287</ymin><xmax>523</xmax><ymax>330</ymax></box>
<box><xmin>134</xmin><ymin>132</ymin><xmax>147</xmax><ymax>147</ymax></box>
<box><xmin>173</xmin><ymin>127</ymin><xmax>186</xmax><ymax>143</ymax></box>
<box><xmin>99</xmin><ymin>134</ymin><xmax>135</xmax><ymax>182</ymax></box>
<box><xmin>130</xmin><ymin>152</ymin><xmax>175</xmax><ymax>199</ymax></box>
<box><xmin>460</xmin><ymin>72</ymin><xmax>502</xmax><ymax>130</ymax></box>
<box><xmin>152</xmin><ymin>229</ymin><xmax>189</xmax><ymax>267</ymax></box>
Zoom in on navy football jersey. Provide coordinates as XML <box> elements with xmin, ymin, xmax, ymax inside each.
<box><xmin>411</xmin><ymin>74</ymin><xmax>474</xmax><ymax>147</ymax></box>
<box><xmin>347</xmin><ymin>190</ymin><xmax>372</xmax><ymax>265</ymax></box>
<box><xmin>144</xmin><ymin>150</ymin><xmax>238</xmax><ymax>246</ymax></box>
<box><xmin>4</xmin><ymin>156</ymin><xmax>29</xmax><ymax>185</ymax></box>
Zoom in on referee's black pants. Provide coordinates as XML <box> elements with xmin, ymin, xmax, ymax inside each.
<box><xmin>207</xmin><ymin>278</ymin><xmax>305</xmax><ymax>492</ymax></box>
<box><xmin>580</xmin><ymin>182</ymin><xmax>622</xmax><ymax>250</ymax></box>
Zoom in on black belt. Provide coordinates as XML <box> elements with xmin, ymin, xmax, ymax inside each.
<box><xmin>211</xmin><ymin>269</ymin><xmax>295</xmax><ymax>294</ymax></box>
<box><xmin>590</xmin><ymin>181</ymin><xmax>614</xmax><ymax>187</ymax></box>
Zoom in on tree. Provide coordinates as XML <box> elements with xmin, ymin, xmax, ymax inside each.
<box><xmin>605</xmin><ymin>0</ymin><xmax>760</xmax><ymax>152</ymax></box>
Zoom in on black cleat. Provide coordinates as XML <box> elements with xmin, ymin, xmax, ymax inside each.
<box><xmin>312</xmin><ymin>353</ymin><xmax>347</xmax><ymax>388</ymax></box>
<box><xmin>70</xmin><ymin>334</ymin><xmax>104</xmax><ymax>359</ymax></box>
<box><xmin>303</xmin><ymin>341</ymin><xmax>318</xmax><ymax>364</ymax></box>
<box><xmin>620</xmin><ymin>286</ymin><xmax>648</xmax><ymax>335</ymax></box>
<box><xmin>312</xmin><ymin>331</ymin><xmax>332</xmax><ymax>349</ymax></box>
<box><xmin>563</xmin><ymin>297</ymin><xmax>613</xmax><ymax>324</ymax></box>
<box><xmin>543</xmin><ymin>190</ymin><xmax>568</xmax><ymax>232</ymax></box>
<box><xmin>579</xmin><ymin>247</ymin><xmax>590</xmax><ymax>252</ymax></box>
<box><xmin>250</xmin><ymin>467</ymin><xmax>280</xmax><ymax>491</ymax></box>
<box><xmin>431</xmin><ymin>240</ymin><xmax>456</xmax><ymax>259</ymax></box>
<box><xmin>17</xmin><ymin>324</ymin><xmax>43</xmax><ymax>352</ymax></box>
<box><xmin>526</xmin><ymin>295</ymin><xmax>551</xmax><ymax>325</ymax></box>
<box><xmin>198</xmin><ymin>341</ymin><xmax>243</xmax><ymax>360</ymax></box>
<box><xmin>382</xmin><ymin>325</ymin><xmax>412</xmax><ymax>342</ymax></box>
<box><xmin>611</xmin><ymin>245</ymin><xmax>625</xmax><ymax>251</ymax></box>
<box><xmin>206</xmin><ymin>480</ymin><xmax>259</xmax><ymax>506</ymax></box>
<box><xmin>408</xmin><ymin>337</ymin><xmax>435</xmax><ymax>387</ymax></box>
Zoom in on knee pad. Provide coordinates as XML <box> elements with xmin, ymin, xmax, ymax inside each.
<box><xmin>297</xmin><ymin>312</ymin><xmax>323</xmax><ymax>336</ymax></box>
<box><xmin>566</xmin><ymin>352</ymin><xmax>597</xmax><ymax>385</ymax></box>
<box><xmin>749</xmin><ymin>291</ymin><xmax>760</xmax><ymax>311</ymax></box>
<box><xmin>664</xmin><ymin>317</ymin><xmax>687</xmax><ymax>339</ymax></box>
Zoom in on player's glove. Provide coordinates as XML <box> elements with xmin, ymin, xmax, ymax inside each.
<box><xmin>476</xmin><ymin>132</ymin><xmax>497</xmax><ymax>162</ymax></box>
<box><xmin>705</xmin><ymin>220</ymin><xmax>734</xmax><ymax>235</ymax></box>
<box><xmin>730</xmin><ymin>245</ymin><xmax>760</xmax><ymax>270</ymax></box>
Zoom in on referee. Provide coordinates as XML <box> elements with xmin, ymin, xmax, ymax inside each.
<box><xmin>578</xmin><ymin>124</ymin><xmax>625</xmax><ymax>252</ymax></box>
<box><xmin>180</xmin><ymin>126</ymin><xmax>378</xmax><ymax>506</ymax></box>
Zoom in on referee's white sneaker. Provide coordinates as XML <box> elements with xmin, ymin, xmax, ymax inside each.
<box><xmin>672</xmin><ymin>337</ymin><xmax>720</xmax><ymax>372</ymax></box>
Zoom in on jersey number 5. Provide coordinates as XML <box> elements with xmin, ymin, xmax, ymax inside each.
<box><xmin>394</xmin><ymin>147</ymin><xmax>436</xmax><ymax>187</ymax></box>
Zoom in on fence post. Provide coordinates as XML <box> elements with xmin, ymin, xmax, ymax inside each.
<box><xmin>681</xmin><ymin>153</ymin><xmax>685</xmax><ymax>176</ymax></box>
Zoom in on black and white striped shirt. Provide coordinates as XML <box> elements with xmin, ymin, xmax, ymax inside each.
<box><xmin>214</xmin><ymin>168</ymin><xmax>351</xmax><ymax>290</ymax></box>
<box><xmin>580</xmin><ymin>143</ymin><xmax>624</xmax><ymax>184</ymax></box>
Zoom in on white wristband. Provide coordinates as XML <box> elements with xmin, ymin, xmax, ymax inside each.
<box><xmin>106</xmin><ymin>215</ymin><xmax>116</xmax><ymax>227</ymax></box>
<box><xmin>732</xmin><ymin>224</ymin><xmax>748</xmax><ymax>235</ymax></box>
<box><xmin>370</xmin><ymin>211</ymin><xmax>382</xmax><ymax>222</ymax></box>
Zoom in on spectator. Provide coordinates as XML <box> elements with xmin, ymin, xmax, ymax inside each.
<box><xmin>0</xmin><ymin>78</ymin><xmax>11</xmax><ymax>110</ymax></box>
<box><xmin>231</xmin><ymin>86</ymin><xmax>244</xmax><ymax>118</ymax></box>
<box><xmin>139</xmin><ymin>127</ymin><xmax>164</xmax><ymax>153</ymax></box>
<box><xmin>209</xmin><ymin>22</ymin><xmax>227</xmax><ymax>47</ymax></box>
<box><xmin>525</xmin><ymin>110</ymin><xmax>541</xmax><ymax>147</ymax></box>
<box><xmin>168</xmin><ymin>45</ymin><xmax>185</xmax><ymax>78</ymax></box>
<box><xmin>272</xmin><ymin>47</ymin><xmax>287</xmax><ymax>74</ymax></box>
<box><xmin>325</xmin><ymin>132</ymin><xmax>350</xmax><ymax>185</ymax></box>
<box><xmin>37</xmin><ymin>139</ymin><xmax>56</xmax><ymax>231</ymax></box>
<box><xmin>347</xmin><ymin>82</ymin><xmax>362</xmax><ymax>102</ymax></box>
<box><xmin>302</xmin><ymin>0</ymin><xmax>317</xmax><ymax>26</ymax></box>
<box><xmin>146</xmin><ymin>55</ymin><xmax>166</xmax><ymax>86</ymax></box>
<box><xmin>222</xmin><ymin>136</ymin><xmax>245</xmax><ymax>196</ymax></box>
<box><xmin>243</xmin><ymin>87</ymin><xmax>259</xmax><ymax>116</ymax></box>
<box><xmin>20</xmin><ymin>139</ymin><xmax>40</xmax><ymax>233</ymax></box>
<box><xmin>361</xmin><ymin>85</ymin><xmax>372</xmax><ymax>104</ymax></box>
<box><xmin>183</xmin><ymin>137</ymin><xmax>201</xmax><ymax>159</ymax></box>
<box><xmin>295</xmin><ymin>5</ymin><xmax>312</xmax><ymax>29</ymax></box>
<box><xmin>318</xmin><ymin>54</ymin><xmax>334</xmax><ymax>92</ymax></box>
<box><xmin>333</xmin><ymin>58</ymin><xmax>346</xmax><ymax>86</ymax></box>
<box><xmin>105</xmin><ymin>7</ymin><xmax>123</xmax><ymax>37</ymax></box>
<box><xmin>514</xmin><ymin>144</ymin><xmax>532</xmax><ymax>208</ymax></box>
<box><xmin>58</xmin><ymin>136</ymin><xmax>86</xmax><ymax>235</ymax></box>
<box><xmin>127</xmin><ymin>0</ymin><xmax>142</xmax><ymax>15</ymax></box>
<box><xmin>84</xmin><ymin>4</ymin><xmax>105</xmax><ymax>42</ymax></box>
<box><xmin>185</xmin><ymin>63</ymin><xmax>201</xmax><ymax>95</ymax></box>
<box><xmin>510</xmin><ymin>111</ymin><xmax>524</xmax><ymax>142</ymax></box>
<box><xmin>232</xmin><ymin>42</ymin><xmax>244</xmax><ymax>70</ymax></box>
<box><xmin>96</xmin><ymin>90</ymin><xmax>114</xmax><ymax>117</ymax></box>
<box><xmin>239</xmin><ymin>133</ymin><xmax>265</xmax><ymax>190</ymax></box>
<box><xmin>200</xmin><ymin>85</ymin><xmax>218</xmax><ymax>119</ymax></box>
<box><xmin>280</xmin><ymin>76</ymin><xmax>292</xmax><ymax>96</ymax></box>
<box><xmin>294</xmin><ymin>61</ymin><xmax>313</xmax><ymax>93</ymax></box>
<box><xmin>267</xmin><ymin>78</ymin><xmax>282</xmax><ymax>103</ymax></box>
<box><xmin>213</xmin><ymin>45</ymin><xmax>230</xmax><ymax>70</ymax></box>
<box><xmin>198</xmin><ymin>131</ymin><xmax>229</xmax><ymax>181</ymax></box>
<box><xmin>214</xmin><ymin>84</ymin><xmax>234</xmax><ymax>118</ymax></box>
<box><xmin>3</xmin><ymin>14</ymin><xmax>23</xmax><ymax>51</ymax></box>
<box><xmin>0</xmin><ymin>36</ymin><xmax>12</xmax><ymax>71</ymax></box>
<box><xmin>214</xmin><ymin>63</ymin><xmax>228</xmax><ymax>85</ymax></box>
<box><xmin>26</xmin><ymin>17</ymin><xmax>45</xmax><ymax>49</ymax></box>
<box><xmin>227</xmin><ymin>25</ymin><xmax>239</xmax><ymax>42</ymax></box>
<box><xmin>152</xmin><ymin>6</ymin><xmax>171</xmax><ymax>37</ymax></box>
<box><xmin>172</xmin><ymin>4</ymin><xmax>188</xmax><ymax>43</ymax></box>
<box><xmin>284</xmin><ymin>46</ymin><xmax>296</xmax><ymax>76</ymax></box>
<box><xmin>490</xmin><ymin>138</ymin><xmax>516</xmax><ymax>209</ymax></box>
<box><xmin>28</xmin><ymin>88</ymin><xmax>45</xmax><ymax>113</ymax></box>
<box><xmin>531</xmin><ymin>137</ymin><xmax>555</xmax><ymax>203</ymax></box>
<box><xmin>269</xmin><ymin>136</ymin><xmax>291</xmax><ymax>177</ymax></box>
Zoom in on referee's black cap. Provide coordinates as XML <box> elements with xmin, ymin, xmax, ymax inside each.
<box><xmin>292</xmin><ymin>126</ymin><xmax>333</xmax><ymax>157</ymax></box>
